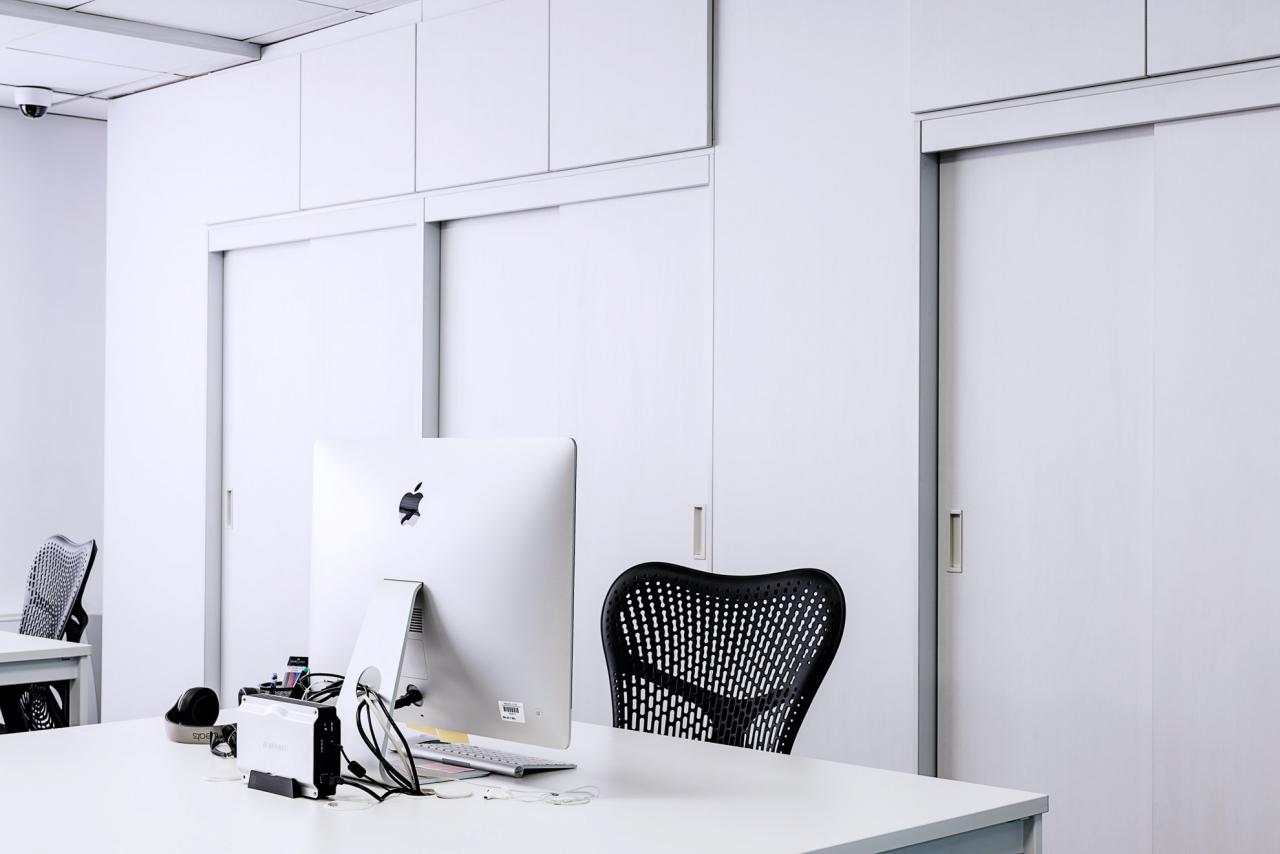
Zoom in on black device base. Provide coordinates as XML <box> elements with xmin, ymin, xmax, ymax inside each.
<box><xmin>247</xmin><ymin>770</ymin><xmax>303</xmax><ymax>799</ymax></box>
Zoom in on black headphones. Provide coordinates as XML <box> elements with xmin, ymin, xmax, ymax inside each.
<box><xmin>163</xmin><ymin>686</ymin><xmax>221</xmax><ymax>745</ymax></box>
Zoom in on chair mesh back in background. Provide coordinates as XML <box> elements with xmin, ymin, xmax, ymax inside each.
<box><xmin>0</xmin><ymin>536</ymin><xmax>96</xmax><ymax>732</ymax></box>
<box><xmin>601</xmin><ymin>562</ymin><xmax>845</xmax><ymax>754</ymax></box>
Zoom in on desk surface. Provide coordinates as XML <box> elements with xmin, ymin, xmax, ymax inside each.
<box><xmin>0</xmin><ymin>629</ymin><xmax>91</xmax><ymax>663</ymax></box>
<box><xmin>0</xmin><ymin>717</ymin><xmax>1045</xmax><ymax>853</ymax></box>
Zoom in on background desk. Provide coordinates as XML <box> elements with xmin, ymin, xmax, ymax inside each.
<box><xmin>0</xmin><ymin>630</ymin><xmax>92</xmax><ymax>727</ymax></box>
<box><xmin>0</xmin><ymin>718</ymin><xmax>1046</xmax><ymax>853</ymax></box>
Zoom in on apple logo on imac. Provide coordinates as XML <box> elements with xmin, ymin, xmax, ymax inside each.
<box><xmin>399</xmin><ymin>482</ymin><xmax>423</xmax><ymax>526</ymax></box>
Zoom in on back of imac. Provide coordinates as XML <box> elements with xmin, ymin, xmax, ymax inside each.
<box><xmin>310</xmin><ymin>438</ymin><xmax>576</xmax><ymax>749</ymax></box>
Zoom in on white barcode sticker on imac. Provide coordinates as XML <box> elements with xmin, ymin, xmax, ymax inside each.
<box><xmin>499</xmin><ymin>700</ymin><xmax>525</xmax><ymax>723</ymax></box>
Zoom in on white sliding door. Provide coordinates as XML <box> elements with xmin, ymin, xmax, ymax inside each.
<box><xmin>440</xmin><ymin>187</ymin><xmax>713</xmax><ymax>726</ymax></box>
<box><xmin>1152</xmin><ymin>108</ymin><xmax>1280</xmax><ymax>853</ymax></box>
<box><xmin>937</xmin><ymin>128</ymin><xmax>1154</xmax><ymax>853</ymax></box>
<box><xmin>221</xmin><ymin>226</ymin><xmax>425</xmax><ymax>700</ymax></box>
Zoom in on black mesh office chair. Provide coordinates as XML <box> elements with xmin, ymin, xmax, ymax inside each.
<box><xmin>601</xmin><ymin>561</ymin><xmax>845</xmax><ymax>754</ymax></box>
<box><xmin>0</xmin><ymin>536</ymin><xmax>97</xmax><ymax>733</ymax></box>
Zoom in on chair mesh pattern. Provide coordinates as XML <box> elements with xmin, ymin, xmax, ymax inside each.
<box><xmin>0</xmin><ymin>536</ymin><xmax>96</xmax><ymax>733</ymax></box>
<box><xmin>601</xmin><ymin>562</ymin><xmax>845</xmax><ymax>754</ymax></box>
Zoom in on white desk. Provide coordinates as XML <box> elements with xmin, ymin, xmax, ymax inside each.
<box><xmin>0</xmin><ymin>717</ymin><xmax>1046</xmax><ymax>852</ymax></box>
<box><xmin>0</xmin><ymin>630</ymin><xmax>92</xmax><ymax>727</ymax></box>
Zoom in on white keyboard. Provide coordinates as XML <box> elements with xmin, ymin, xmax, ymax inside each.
<box><xmin>411</xmin><ymin>741</ymin><xmax>576</xmax><ymax>777</ymax></box>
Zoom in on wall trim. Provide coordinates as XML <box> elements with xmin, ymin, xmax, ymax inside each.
<box><xmin>208</xmin><ymin>151</ymin><xmax>712</xmax><ymax>251</ymax></box>
<box><xmin>423</xmin><ymin>150</ymin><xmax>712</xmax><ymax>222</ymax></box>
<box><xmin>921</xmin><ymin>60</ymin><xmax>1280</xmax><ymax>152</ymax></box>
<box><xmin>208</xmin><ymin>197</ymin><xmax>425</xmax><ymax>251</ymax></box>
<box><xmin>261</xmin><ymin>0</ymin><xmax>423</xmax><ymax>60</ymax></box>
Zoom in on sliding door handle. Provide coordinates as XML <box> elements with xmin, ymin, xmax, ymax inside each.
<box><xmin>692</xmin><ymin>505</ymin><xmax>706</xmax><ymax>560</ymax></box>
<box><xmin>947</xmin><ymin>510</ymin><xmax>962</xmax><ymax>573</ymax></box>
<box><xmin>224</xmin><ymin>488</ymin><xmax>234</xmax><ymax>530</ymax></box>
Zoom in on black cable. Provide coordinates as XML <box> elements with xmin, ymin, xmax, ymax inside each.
<box><xmin>301</xmin><ymin>673</ymin><xmax>345</xmax><ymax>704</ymax></box>
<box><xmin>301</xmin><ymin>672</ymin><xmax>345</xmax><ymax>684</ymax></box>
<box><xmin>339</xmin><ymin>777</ymin><xmax>392</xmax><ymax>803</ymax></box>
<box><xmin>371</xmin><ymin>689</ymin><xmax>422</xmax><ymax>793</ymax></box>
<box><xmin>393</xmin><ymin>685</ymin><xmax>423</xmax><ymax>709</ymax></box>
<box><xmin>335</xmin><ymin>683</ymin><xmax>428</xmax><ymax>807</ymax></box>
<box><xmin>356</xmin><ymin>695</ymin><xmax>419</xmax><ymax>794</ymax></box>
<box><xmin>340</xmin><ymin>745</ymin><xmax>369</xmax><ymax>781</ymax></box>
<box><xmin>305</xmin><ymin>685</ymin><xmax>343</xmax><ymax>704</ymax></box>
<box><xmin>365</xmin><ymin>700</ymin><xmax>418</xmax><ymax>793</ymax></box>
<box><xmin>368</xmin><ymin>692</ymin><xmax>424</xmax><ymax>794</ymax></box>
<box><xmin>375</xmin><ymin>690</ymin><xmax>423</xmax><ymax>793</ymax></box>
<box><xmin>208</xmin><ymin>724</ymin><xmax>237</xmax><ymax>759</ymax></box>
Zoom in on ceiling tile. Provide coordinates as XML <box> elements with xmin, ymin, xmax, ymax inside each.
<box><xmin>301</xmin><ymin>0</ymin><xmax>412</xmax><ymax>10</ymax></box>
<box><xmin>11</xmin><ymin>25</ymin><xmax>249</xmax><ymax>75</ymax></box>
<box><xmin>48</xmin><ymin>94</ymin><xmax>109</xmax><ymax>119</ymax></box>
<box><xmin>297</xmin><ymin>0</ymin><xmax>367</xmax><ymax>8</ymax></box>
<box><xmin>14</xmin><ymin>1</ymin><xmax>92</xmax><ymax>8</ymax></box>
<box><xmin>0</xmin><ymin>16</ymin><xmax>54</xmax><ymax>46</ymax></box>
<box><xmin>89</xmin><ymin>71</ymin><xmax>180</xmax><ymax>97</ymax></box>
<box><xmin>75</xmin><ymin>0</ymin><xmax>344</xmax><ymax>41</ymax></box>
<box><xmin>0</xmin><ymin>46</ymin><xmax>151</xmax><ymax>94</ymax></box>
<box><xmin>348</xmin><ymin>0</ymin><xmax>418</xmax><ymax>12</ymax></box>
<box><xmin>249</xmin><ymin>8</ymin><xmax>360</xmax><ymax>45</ymax></box>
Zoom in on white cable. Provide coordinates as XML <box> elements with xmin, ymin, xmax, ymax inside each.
<box><xmin>326</xmin><ymin>796</ymin><xmax>380</xmax><ymax>812</ymax></box>
<box><xmin>357</xmin><ymin>686</ymin><xmax>436</xmax><ymax>796</ymax></box>
<box><xmin>462</xmin><ymin>780</ymin><xmax>600</xmax><ymax>806</ymax></box>
<box><xmin>365</xmin><ymin>691</ymin><xmax>420</xmax><ymax>788</ymax></box>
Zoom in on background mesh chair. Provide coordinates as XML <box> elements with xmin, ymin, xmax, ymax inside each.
<box><xmin>0</xmin><ymin>536</ymin><xmax>97</xmax><ymax>733</ymax></box>
<box><xmin>601</xmin><ymin>561</ymin><xmax>845</xmax><ymax>754</ymax></box>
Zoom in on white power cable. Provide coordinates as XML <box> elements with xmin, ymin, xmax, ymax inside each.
<box><xmin>461</xmin><ymin>780</ymin><xmax>599</xmax><ymax>806</ymax></box>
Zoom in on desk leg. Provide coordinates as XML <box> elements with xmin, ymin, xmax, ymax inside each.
<box><xmin>69</xmin><ymin>657</ymin><xmax>90</xmax><ymax>727</ymax></box>
<box><xmin>1023</xmin><ymin>814</ymin><xmax>1043</xmax><ymax>854</ymax></box>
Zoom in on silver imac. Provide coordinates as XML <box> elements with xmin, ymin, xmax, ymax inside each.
<box><xmin>309</xmin><ymin>438</ymin><xmax>576</xmax><ymax>750</ymax></box>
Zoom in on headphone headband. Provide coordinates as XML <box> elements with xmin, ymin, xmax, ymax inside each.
<box><xmin>163</xmin><ymin>715</ymin><xmax>219</xmax><ymax>745</ymax></box>
<box><xmin>163</xmin><ymin>686</ymin><xmax>222</xmax><ymax>745</ymax></box>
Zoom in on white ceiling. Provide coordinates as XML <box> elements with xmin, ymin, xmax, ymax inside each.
<box><xmin>0</xmin><ymin>0</ymin><xmax>415</xmax><ymax>119</ymax></box>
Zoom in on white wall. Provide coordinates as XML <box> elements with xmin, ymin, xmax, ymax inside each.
<box><xmin>0</xmin><ymin>108</ymin><xmax>105</xmax><ymax>618</ymax></box>
<box><xmin>713</xmin><ymin>2</ymin><xmax>921</xmax><ymax>771</ymax></box>
<box><xmin>103</xmin><ymin>58</ymin><xmax>301</xmax><ymax>721</ymax></box>
<box><xmin>0</xmin><ymin>108</ymin><xmax>106</xmax><ymax>716</ymax></box>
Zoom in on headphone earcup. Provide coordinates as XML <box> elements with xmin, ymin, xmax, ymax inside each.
<box><xmin>175</xmin><ymin>687</ymin><xmax>219</xmax><ymax>727</ymax></box>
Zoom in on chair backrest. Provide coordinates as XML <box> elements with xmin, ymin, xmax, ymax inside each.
<box><xmin>0</xmin><ymin>536</ymin><xmax>97</xmax><ymax>733</ymax></box>
<box><xmin>18</xmin><ymin>535</ymin><xmax>96</xmax><ymax>643</ymax></box>
<box><xmin>601</xmin><ymin>561</ymin><xmax>845</xmax><ymax>754</ymax></box>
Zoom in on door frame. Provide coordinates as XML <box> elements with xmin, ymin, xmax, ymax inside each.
<box><xmin>917</xmin><ymin>146</ymin><xmax>941</xmax><ymax>777</ymax></box>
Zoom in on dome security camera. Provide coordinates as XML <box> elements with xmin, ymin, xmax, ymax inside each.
<box><xmin>14</xmin><ymin>87</ymin><xmax>53</xmax><ymax>119</ymax></box>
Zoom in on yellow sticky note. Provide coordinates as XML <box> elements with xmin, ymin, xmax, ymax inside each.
<box><xmin>404</xmin><ymin>723</ymin><xmax>470</xmax><ymax>744</ymax></box>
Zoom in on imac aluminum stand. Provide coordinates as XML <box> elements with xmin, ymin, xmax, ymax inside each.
<box><xmin>337</xmin><ymin>578</ymin><xmax>429</xmax><ymax>778</ymax></box>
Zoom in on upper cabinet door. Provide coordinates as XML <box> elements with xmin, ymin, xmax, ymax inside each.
<box><xmin>550</xmin><ymin>0</ymin><xmax>711</xmax><ymax>171</ymax></box>
<box><xmin>1148</xmin><ymin>0</ymin><xmax>1280</xmax><ymax>74</ymax></box>
<box><xmin>199</xmin><ymin>58</ymin><xmax>302</xmax><ymax>223</ymax></box>
<box><xmin>417</xmin><ymin>0</ymin><xmax>550</xmax><ymax>191</ymax></box>
<box><xmin>910</xmin><ymin>0</ymin><xmax>1146</xmax><ymax>112</ymax></box>
<box><xmin>301</xmin><ymin>26</ymin><xmax>416</xmax><ymax>209</ymax></box>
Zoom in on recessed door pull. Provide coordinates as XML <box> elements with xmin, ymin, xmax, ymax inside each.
<box><xmin>948</xmin><ymin>510</ymin><xmax>962</xmax><ymax>573</ymax></box>
<box><xmin>693</xmin><ymin>505</ymin><xmax>706</xmax><ymax>560</ymax></box>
